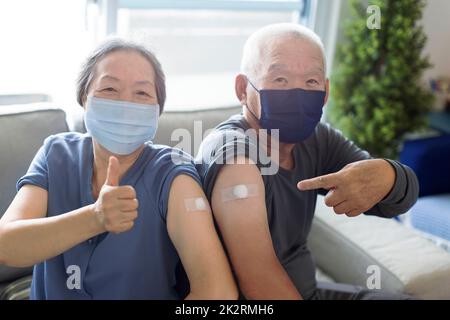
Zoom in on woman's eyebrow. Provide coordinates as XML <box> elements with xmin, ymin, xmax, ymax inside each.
<box><xmin>134</xmin><ymin>80</ymin><xmax>155</xmax><ymax>86</ymax></box>
<box><xmin>99</xmin><ymin>75</ymin><xmax>120</xmax><ymax>82</ymax></box>
<box><xmin>98</xmin><ymin>75</ymin><xmax>154</xmax><ymax>87</ymax></box>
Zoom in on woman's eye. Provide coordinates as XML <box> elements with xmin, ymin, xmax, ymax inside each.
<box><xmin>307</xmin><ymin>79</ymin><xmax>319</xmax><ymax>85</ymax></box>
<box><xmin>137</xmin><ymin>91</ymin><xmax>150</xmax><ymax>97</ymax></box>
<box><xmin>102</xmin><ymin>87</ymin><xmax>116</xmax><ymax>92</ymax></box>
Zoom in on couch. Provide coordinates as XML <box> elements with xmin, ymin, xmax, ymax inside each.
<box><xmin>1</xmin><ymin>102</ymin><xmax>450</xmax><ymax>299</ymax></box>
<box><xmin>399</xmin><ymin>135</ymin><xmax>450</xmax><ymax>245</ymax></box>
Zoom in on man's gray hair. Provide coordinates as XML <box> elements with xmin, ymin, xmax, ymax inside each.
<box><xmin>240</xmin><ymin>23</ymin><xmax>327</xmax><ymax>79</ymax></box>
<box><xmin>76</xmin><ymin>38</ymin><xmax>166</xmax><ymax>113</ymax></box>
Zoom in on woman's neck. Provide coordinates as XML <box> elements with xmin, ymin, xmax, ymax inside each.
<box><xmin>91</xmin><ymin>141</ymin><xmax>144</xmax><ymax>198</ymax></box>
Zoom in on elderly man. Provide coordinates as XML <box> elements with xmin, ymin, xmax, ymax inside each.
<box><xmin>196</xmin><ymin>23</ymin><xmax>418</xmax><ymax>300</ymax></box>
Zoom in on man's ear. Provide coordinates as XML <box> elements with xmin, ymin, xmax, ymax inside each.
<box><xmin>235</xmin><ymin>74</ymin><xmax>248</xmax><ymax>106</ymax></box>
<box><xmin>324</xmin><ymin>78</ymin><xmax>330</xmax><ymax>106</ymax></box>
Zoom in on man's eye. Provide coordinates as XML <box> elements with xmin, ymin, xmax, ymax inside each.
<box><xmin>274</xmin><ymin>77</ymin><xmax>288</xmax><ymax>83</ymax></box>
<box><xmin>307</xmin><ymin>79</ymin><xmax>319</xmax><ymax>85</ymax></box>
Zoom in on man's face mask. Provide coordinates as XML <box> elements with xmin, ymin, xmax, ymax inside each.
<box><xmin>84</xmin><ymin>96</ymin><xmax>159</xmax><ymax>155</ymax></box>
<box><xmin>246</xmin><ymin>78</ymin><xmax>326</xmax><ymax>144</ymax></box>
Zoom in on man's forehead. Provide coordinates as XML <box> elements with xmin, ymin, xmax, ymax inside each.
<box><xmin>257</xmin><ymin>38</ymin><xmax>324</xmax><ymax>71</ymax></box>
<box><xmin>266</xmin><ymin>62</ymin><xmax>324</xmax><ymax>74</ymax></box>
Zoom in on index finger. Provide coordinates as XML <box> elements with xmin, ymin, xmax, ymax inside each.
<box><xmin>297</xmin><ymin>173</ymin><xmax>340</xmax><ymax>191</ymax></box>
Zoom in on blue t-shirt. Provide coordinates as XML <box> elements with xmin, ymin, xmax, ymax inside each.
<box><xmin>17</xmin><ymin>132</ymin><xmax>201</xmax><ymax>300</ymax></box>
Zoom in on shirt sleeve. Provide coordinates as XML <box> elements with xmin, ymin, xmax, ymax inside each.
<box><xmin>16</xmin><ymin>135</ymin><xmax>55</xmax><ymax>192</ymax></box>
<box><xmin>195</xmin><ymin>129</ymin><xmax>259</xmax><ymax>201</ymax></box>
<box><xmin>319</xmin><ymin>123</ymin><xmax>419</xmax><ymax>218</ymax></box>
<box><xmin>157</xmin><ymin>148</ymin><xmax>203</xmax><ymax>222</ymax></box>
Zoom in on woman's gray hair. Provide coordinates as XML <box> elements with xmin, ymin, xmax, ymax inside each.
<box><xmin>76</xmin><ymin>38</ymin><xmax>166</xmax><ymax>113</ymax></box>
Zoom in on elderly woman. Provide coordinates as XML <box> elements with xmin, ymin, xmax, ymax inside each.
<box><xmin>0</xmin><ymin>39</ymin><xmax>237</xmax><ymax>300</ymax></box>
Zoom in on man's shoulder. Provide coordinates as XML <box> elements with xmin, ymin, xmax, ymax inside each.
<box><xmin>197</xmin><ymin>114</ymin><xmax>251</xmax><ymax>157</ymax></box>
<box><xmin>311</xmin><ymin>121</ymin><xmax>337</xmax><ymax>140</ymax></box>
<box><xmin>303</xmin><ymin>121</ymin><xmax>347</xmax><ymax>149</ymax></box>
<box><xmin>215</xmin><ymin>113</ymin><xmax>248</xmax><ymax>131</ymax></box>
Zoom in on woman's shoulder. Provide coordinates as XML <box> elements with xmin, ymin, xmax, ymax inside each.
<box><xmin>41</xmin><ymin>132</ymin><xmax>91</xmax><ymax>157</ymax></box>
<box><xmin>145</xmin><ymin>143</ymin><xmax>195</xmax><ymax>166</ymax></box>
<box><xmin>141</xmin><ymin>143</ymin><xmax>201</xmax><ymax>218</ymax></box>
<box><xmin>44</xmin><ymin>131</ymin><xmax>90</xmax><ymax>145</ymax></box>
<box><xmin>142</xmin><ymin>143</ymin><xmax>199</xmax><ymax>180</ymax></box>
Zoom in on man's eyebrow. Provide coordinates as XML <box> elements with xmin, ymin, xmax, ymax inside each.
<box><xmin>267</xmin><ymin>63</ymin><xmax>288</xmax><ymax>73</ymax></box>
<box><xmin>305</xmin><ymin>67</ymin><xmax>325</xmax><ymax>76</ymax></box>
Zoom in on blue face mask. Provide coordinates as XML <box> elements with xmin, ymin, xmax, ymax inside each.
<box><xmin>247</xmin><ymin>79</ymin><xmax>326</xmax><ymax>143</ymax></box>
<box><xmin>84</xmin><ymin>96</ymin><xmax>159</xmax><ymax>155</ymax></box>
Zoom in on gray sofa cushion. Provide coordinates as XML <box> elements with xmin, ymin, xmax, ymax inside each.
<box><xmin>154</xmin><ymin>106</ymin><xmax>241</xmax><ymax>155</ymax></box>
<box><xmin>68</xmin><ymin>105</ymin><xmax>242</xmax><ymax>157</ymax></box>
<box><xmin>0</xmin><ymin>103</ymin><xmax>69</xmax><ymax>282</ymax></box>
<box><xmin>309</xmin><ymin>196</ymin><xmax>450</xmax><ymax>299</ymax></box>
<box><xmin>0</xmin><ymin>275</ymin><xmax>32</xmax><ymax>300</ymax></box>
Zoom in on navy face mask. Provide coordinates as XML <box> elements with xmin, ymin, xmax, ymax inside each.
<box><xmin>246</xmin><ymin>79</ymin><xmax>326</xmax><ymax>144</ymax></box>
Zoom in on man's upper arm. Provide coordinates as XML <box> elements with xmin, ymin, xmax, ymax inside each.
<box><xmin>210</xmin><ymin>157</ymin><xmax>300</xmax><ymax>298</ymax></box>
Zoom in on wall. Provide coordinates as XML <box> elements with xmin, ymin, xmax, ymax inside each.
<box><xmin>421</xmin><ymin>0</ymin><xmax>450</xmax><ymax>81</ymax></box>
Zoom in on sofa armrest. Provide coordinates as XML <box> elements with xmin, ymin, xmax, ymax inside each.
<box><xmin>400</xmin><ymin>134</ymin><xmax>450</xmax><ymax>196</ymax></box>
<box><xmin>309</xmin><ymin>196</ymin><xmax>450</xmax><ymax>299</ymax></box>
<box><xmin>0</xmin><ymin>275</ymin><xmax>32</xmax><ymax>300</ymax></box>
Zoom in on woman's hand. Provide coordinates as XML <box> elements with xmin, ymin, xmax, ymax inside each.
<box><xmin>93</xmin><ymin>156</ymin><xmax>139</xmax><ymax>234</ymax></box>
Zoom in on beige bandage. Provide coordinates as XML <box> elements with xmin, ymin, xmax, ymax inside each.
<box><xmin>221</xmin><ymin>184</ymin><xmax>259</xmax><ymax>202</ymax></box>
<box><xmin>184</xmin><ymin>197</ymin><xmax>208</xmax><ymax>212</ymax></box>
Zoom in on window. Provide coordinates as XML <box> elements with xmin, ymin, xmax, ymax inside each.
<box><xmin>113</xmin><ymin>0</ymin><xmax>312</xmax><ymax>110</ymax></box>
<box><xmin>0</xmin><ymin>0</ymin><xmax>95</xmax><ymax>107</ymax></box>
<box><xmin>0</xmin><ymin>0</ymin><xmax>314</xmax><ymax>111</ymax></box>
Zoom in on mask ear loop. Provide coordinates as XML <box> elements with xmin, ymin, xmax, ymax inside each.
<box><xmin>244</xmin><ymin>77</ymin><xmax>261</xmax><ymax>121</ymax></box>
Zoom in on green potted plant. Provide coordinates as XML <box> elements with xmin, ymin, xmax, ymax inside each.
<box><xmin>328</xmin><ymin>0</ymin><xmax>434</xmax><ymax>158</ymax></box>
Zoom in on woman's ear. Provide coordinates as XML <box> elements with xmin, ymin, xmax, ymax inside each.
<box><xmin>82</xmin><ymin>96</ymin><xmax>87</xmax><ymax>110</ymax></box>
<box><xmin>235</xmin><ymin>74</ymin><xmax>248</xmax><ymax>106</ymax></box>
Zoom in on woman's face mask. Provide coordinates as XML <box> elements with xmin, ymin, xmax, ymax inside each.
<box><xmin>246</xmin><ymin>78</ymin><xmax>326</xmax><ymax>144</ymax></box>
<box><xmin>84</xmin><ymin>96</ymin><xmax>159</xmax><ymax>155</ymax></box>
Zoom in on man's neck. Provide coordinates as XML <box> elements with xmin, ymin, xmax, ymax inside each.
<box><xmin>243</xmin><ymin>106</ymin><xmax>296</xmax><ymax>171</ymax></box>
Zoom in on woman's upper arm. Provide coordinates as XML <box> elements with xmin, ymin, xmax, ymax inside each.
<box><xmin>0</xmin><ymin>185</ymin><xmax>48</xmax><ymax>225</ymax></box>
<box><xmin>166</xmin><ymin>174</ymin><xmax>237</xmax><ymax>299</ymax></box>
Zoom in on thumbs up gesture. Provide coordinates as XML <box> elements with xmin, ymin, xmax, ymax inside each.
<box><xmin>93</xmin><ymin>156</ymin><xmax>139</xmax><ymax>234</ymax></box>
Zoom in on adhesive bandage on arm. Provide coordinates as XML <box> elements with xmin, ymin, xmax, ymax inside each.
<box><xmin>184</xmin><ymin>197</ymin><xmax>208</xmax><ymax>212</ymax></box>
<box><xmin>221</xmin><ymin>184</ymin><xmax>259</xmax><ymax>202</ymax></box>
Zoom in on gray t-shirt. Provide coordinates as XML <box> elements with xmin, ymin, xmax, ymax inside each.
<box><xmin>195</xmin><ymin>114</ymin><xmax>419</xmax><ymax>299</ymax></box>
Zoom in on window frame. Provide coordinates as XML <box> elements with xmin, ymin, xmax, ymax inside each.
<box><xmin>94</xmin><ymin>0</ymin><xmax>313</xmax><ymax>36</ymax></box>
